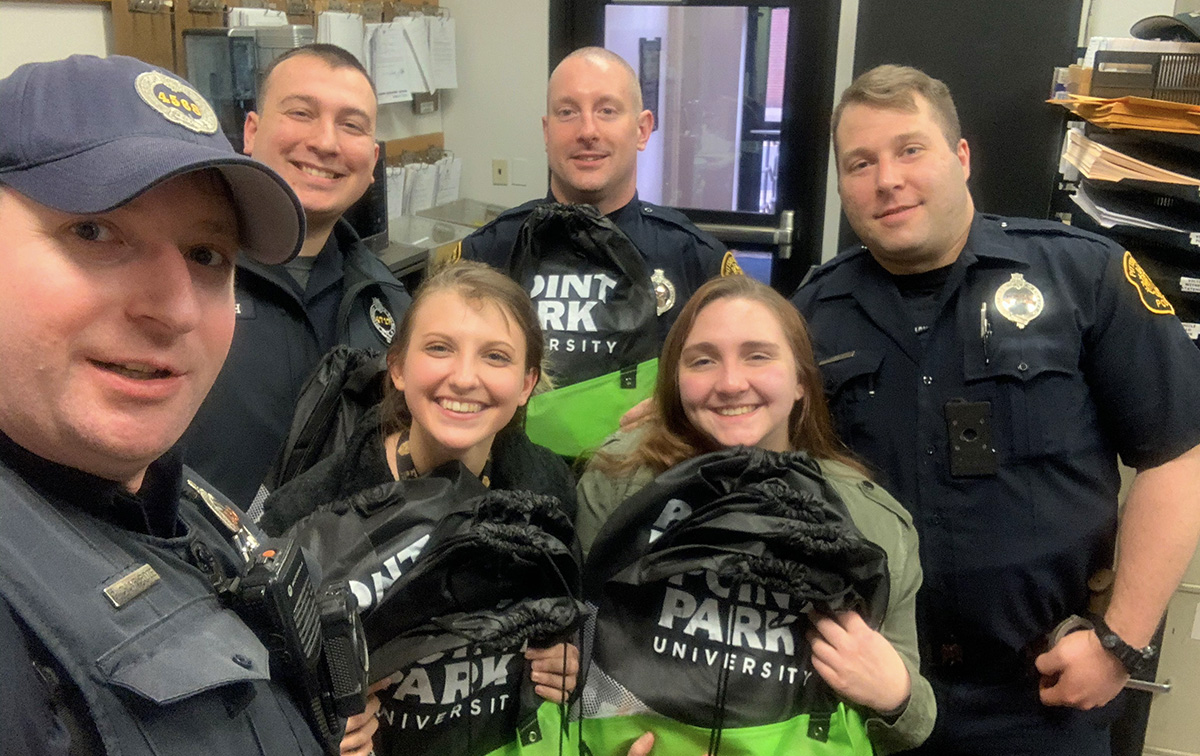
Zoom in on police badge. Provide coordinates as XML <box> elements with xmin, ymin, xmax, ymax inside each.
<box><xmin>994</xmin><ymin>273</ymin><xmax>1044</xmax><ymax>330</ymax></box>
<box><xmin>370</xmin><ymin>297</ymin><xmax>396</xmax><ymax>342</ymax></box>
<box><xmin>651</xmin><ymin>268</ymin><xmax>676</xmax><ymax>316</ymax></box>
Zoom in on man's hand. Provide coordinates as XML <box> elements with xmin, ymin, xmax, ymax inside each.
<box><xmin>1035</xmin><ymin>628</ymin><xmax>1127</xmax><ymax>709</ymax></box>
<box><xmin>340</xmin><ymin>684</ymin><xmax>383</xmax><ymax>756</ymax></box>
<box><xmin>527</xmin><ymin>643</ymin><xmax>580</xmax><ymax>703</ymax></box>
<box><xmin>619</xmin><ymin>398</ymin><xmax>655</xmax><ymax>431</ymax></box>
<box><xmin>807</xmin><ymin>611</ymin><xmax>911</xmax><ymax>713</ymax></box>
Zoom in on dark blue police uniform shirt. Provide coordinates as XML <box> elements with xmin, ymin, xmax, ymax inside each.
<box><xmin>183</xmin><ymin>220</ymin><xmax>410</xmax><ymax>507</ymax></box>
<box><xmin>793</xmin><ymin>213</ymin><xmax>1200</xmax><ymax>662</ymax></box>
<box><xmin>460</xmin><ymin>194</ymin><xmax>725</xmax><ymax>342</ymax></box>
<box><xmin>0</xmin><ymin>431</ymin><xmax>187</xmax><ymax>756</ymax></box>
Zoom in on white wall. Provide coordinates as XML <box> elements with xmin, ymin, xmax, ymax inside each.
<box><xmin>0</xmin><ymin>2</ymin><xmax>113</xmax><ymax>78</ymax></box>
<box><xmin>0</xmin><ymin>0</ymin><xmax>547</xmax><ymax>208</ymax></box>
<box><xmin>2</xmin><ymin>0</ymin><xmax>1171</xmax><ymax>234</ymax></box>
<box><xmin>439</xmin><ymin>0</ymin><xmax>549</xmax><ymax>207</ymax></box>
<box><xmin>1083</xmin><ymin>0</ymin><xmax>1174</xmax><ymax>40</ymax></box>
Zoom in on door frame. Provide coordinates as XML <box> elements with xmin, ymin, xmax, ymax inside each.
<box><xmin>549</xmin><ymin>0</ymin><xmax>843</xmax><ymax>295</ymax></box>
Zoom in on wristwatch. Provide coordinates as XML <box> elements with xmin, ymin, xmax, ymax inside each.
<box><xmin>1090</xmin><ymin>614</ymin><xmax>1157</xmax><ymax>675</ymax></box>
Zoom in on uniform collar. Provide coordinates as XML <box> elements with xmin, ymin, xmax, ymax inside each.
<box><xmin>542</xmin><ymin>192</ymin><xmax>640</xmax><ymax>223</ymax></box>
<box><xmin>0</xmin><ymin>430</ymin><xmax>183</xmax><ymax>537</ymax></box>
<box><xmin>819</xmin><ymin>213</ymin><xmax>1028</xmax><ymax>298</ymax></box>
<box><xmin>956</xmin><ymin>214</ymin><xmax>1032</xmax><ymax>270</ymax></box>
<box><xmin>237</xmin><ymin>218</ymin><xmax>355</xmax><ymax>299</ymax></box>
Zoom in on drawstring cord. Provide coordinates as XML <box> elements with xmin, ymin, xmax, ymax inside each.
<box><xmin>706</xmin><ymin>574</ymin><xmax>743</xmax><ymax>756</ymax></box>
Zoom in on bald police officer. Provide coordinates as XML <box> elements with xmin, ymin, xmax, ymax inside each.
<box><xmin>461</xmin><ymin>46</ymin><xmax>732</xmax><ymax>343</ymax></box>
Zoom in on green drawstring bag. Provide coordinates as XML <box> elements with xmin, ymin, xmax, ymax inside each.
<box><xmin>525</xmin><ymin>359</ymin><xmax>658</xmax><ymax>458</ymax></box>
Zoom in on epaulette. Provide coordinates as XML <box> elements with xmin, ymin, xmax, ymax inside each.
<box><xmin>490</xmin><ymin>197</ymin><xmax>545</xmax><ymax>224</ymax></box>
<box><xmin>983</xmin><ymin>213</ymin><xmax>1111</xmax><ymax>243</ymax></box>
<box><xmin>801</xmin><ymin>245</ymin><xmax>872</xmax><ymax>283</ymax></box>
<box><xmin>636</xmin><ymin>201</ymin><xmax>716</xmax><ymax>242</ymax></box>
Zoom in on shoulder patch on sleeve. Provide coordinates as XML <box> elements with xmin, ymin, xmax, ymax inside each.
<box><xmin>720</xmin><ymin>251</ymin><xmax>744</xmax><ymax>276</ymax></box>
<box><xmin>1124</xmin><ymin>251</ymin><xmax>1175</xmax><ymax>315</ymax></box>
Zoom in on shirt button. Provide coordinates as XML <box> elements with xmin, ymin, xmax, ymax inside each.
<box><xmin>922</xmin><ymin>375</ymin><xmax>933</xmax><ymax>386</ymax></box>
<box><xmin>1000</xmin><ymin>221</ymin><xmax>1008</xmax><ymax>228</ymax></box>
<box><xmin>1018</xmin><ymin>362</ymin><xmax>1029</xmax><ymax>372</ymax></box>
<box><xmin>862</xmin><ymin>480</ymin><xmax>876</xmax><ymax>491</ymax></box>
<box><xmin>232</xmin><ymin>654</ymin><xmax>253</xmax><ymax>669</ymax></box>
<box><xmin>925</xmin><ymin>446</ymin><xmax>936</xmax><ymax>456</ymax></box>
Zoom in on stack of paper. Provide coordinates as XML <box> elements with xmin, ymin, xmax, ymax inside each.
<box><xmin>385</xmin><ymin>156</ymin><xmax>462</xmax><ymax>217</ymax></box>
<box><xmin>1072</xmin><ymin>182</ymin><xmax>1200</xmax><ymax>234</ymax></box>
<box><xmin>1063</xmin><ymin>129</ymin><xmax>1200</xmax><ymax>185</ymax></box>
<box><xmin>315</xmin><ymin>13</ymin><xmax>458</xmax><ymax>104</ymax></box>
<box><xmin>1049</xmin><ymin>94</ymin><xmax>1200</xmax><ymax>134</ymax></box>
<box><xmin>317</xmin><ymin>12</ymin><xmax>367</xmax><ymax>66</ymax></box>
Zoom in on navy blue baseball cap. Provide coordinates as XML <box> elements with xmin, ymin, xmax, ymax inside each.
<box><xmin>0</xmin><ymin>55</ymin><xmax>304</xmax><ymax>265</ymax></box>
<box><xmin>1132</xmin><ymin>12</ymin><xmax>1200</xmax><ymax>42</ymax></box>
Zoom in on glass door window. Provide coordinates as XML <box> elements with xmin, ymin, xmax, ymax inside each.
<box><xmin>605</xmin><ymin>6</ymin><xmax>790</xmax><ymax>216</ymax></box>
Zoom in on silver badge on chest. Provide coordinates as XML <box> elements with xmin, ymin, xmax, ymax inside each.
<box><xmin>994</xmin><ymin>273</ymin><xmax>1044</xmax><ymax>330</ymax></box>
<box><xmin>651</xmin><ymin>268</ymin><xmax>676</xmax><ymax>316</ymax></box>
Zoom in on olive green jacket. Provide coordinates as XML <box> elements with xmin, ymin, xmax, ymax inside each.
<box><xmin>576</xmin><ymin>432</ymin><xmax>936</xmax><ymax>755</ymax></box>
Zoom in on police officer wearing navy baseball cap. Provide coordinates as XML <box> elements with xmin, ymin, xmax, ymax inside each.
<box><xmin>0</xmin><ymin>55</ymin><xmax>343</xmax><ymax>756</ymax></box>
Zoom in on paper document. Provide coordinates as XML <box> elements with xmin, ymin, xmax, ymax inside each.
<box><xmin>1072</xmin><ymin>181</ymin><xmax>1200</xmax><ymax>234</ymax></box>
<box><xmin>435</xmin><ymin>157</ymin><xmax>462</xmax><ymax>206</ymax></box>
<box><xmin>405</xmin><ymin>163</ymin><xmax>438</xmax><ymax>214</ymax></box>
<box><xmin>1063</xmin><ymin>129</ymin><xmax>1200</xmax><ymax>185</ymax></box>
<box><xmin>429</xmin><ymin>17</ymin><xmax>458</xmax><ymax>89</ymax></box>
<box><xmin>317</xmin><ymin>12</ymin><xmax>367</xmax><ymax>67</ymax></box>
<box><xmin>1049</xmin><ymin>94</ymin><xmax>1200</xmax><ymax>134</ymax></box>
<box><xmin>401</xmin><ymin>16</ymin><xmax>433</xmax><ymax>93</ymax></box>
<box><xmin>386</xmin><ymin>166</ymin><xmax>407</xmax><ymax>219</ymax></box>
<box><xmin>370</xmin><ymin>22</ymin><xmax>415</xmax><ymax>104</ymax></box>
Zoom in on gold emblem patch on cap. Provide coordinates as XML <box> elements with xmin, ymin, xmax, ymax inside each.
<box><xmin>134</xmin><ymin>71</ymin><xmax>219</xmax><ymax>135</ymax></box>
<box><xmin>720</xmin><ymin>251</ymin><xmax>744</xmax><ymax>277</ymax></box>
<box><xmin>651</xmin><ymin>268</ymin><xmax>676</xmax><ymax>316</ymax></box>
<box><xmin>994</xmin><ymin>273</ymin><xmax>1044</xmax><ymax>330</ymax></box>
<box><xmin>1123</xmin><ymin>251</ymin><xmax>1175</xmax><ymax>315</ymax></box>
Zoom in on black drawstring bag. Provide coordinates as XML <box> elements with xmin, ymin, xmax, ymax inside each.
<box><xmin>580</xmin><ymin>448</ymin><xmax>889</xmax><ymax>754</ymax></box>
<box><xmin>262</xmin><ymin>345</ymin><xmax>388</xmax><ymax>494</ymax></box>
<box><xmin>509</xmin><ymin>203</ymin><xmax>658</xmax><ymax>388</ymax></box>
<box><xmin>285</xmin><ymin>479</ymin><xmax>585</xmax><ymax>756</ymax></box>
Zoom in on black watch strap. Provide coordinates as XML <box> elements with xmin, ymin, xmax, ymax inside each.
<box><xmin>1090</xmin><ymin>614</ymin><xmax>1157</xmax><ymax>675</ymax></box>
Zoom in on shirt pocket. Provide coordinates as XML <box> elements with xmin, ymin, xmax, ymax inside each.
<box><xmin>95</xmin><ymin>597</ymin><xmax>313</xmax><ymax>755</ymax></box>
<box><xmin>962</xmin><ymin>335</ymin><xmax>1086</xmax><ymax>461</ymax></box>
<box><xmin>819</xmin><ymin>349</ymin><xmax>885</xmax><ymax>451</ymax></box>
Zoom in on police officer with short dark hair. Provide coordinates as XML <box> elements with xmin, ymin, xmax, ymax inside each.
<box><xmin>0</xmin><ymin>55</ymin><xmax>338</xmax><ymax>756</ymax></box>
<box><xmin>793</xmin><ymin>64</ymin><xmax>1200</xmax><ymax>755</ymax></box>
